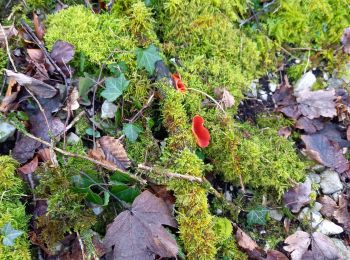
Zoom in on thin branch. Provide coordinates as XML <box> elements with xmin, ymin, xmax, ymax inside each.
<box><xmin>187</xmin><ymin>87</ymin><xmax>226</xmax><ymax>113</ymax></box>
<box><xmin>0</xmin><ymin>23</ymin><xmax>17</xmax><ymax>72</ymax></box>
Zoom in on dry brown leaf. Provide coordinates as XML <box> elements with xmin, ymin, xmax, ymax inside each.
<box><xmin>296</xmin><ymin>89</ymin><xmax>337</xmax><ymax>119</ymax></box>
<box><xmin>266</xmin><ymin>250</ymin><xmax>288</xmax><ymax>260</ymax></box>
<box><xmin>283</xmin><ymin>182</ymin><xmax>311</xmax><ymax>213</ymax></box>
<box><xmin>318</xmin><ymin>196</ymin><xmax>337</xmax><ymax>218</ymax></box>
<box><xmin>333</xmin><ymin>195</ymin><xmax>350</xmax><ymax>232</ymax></box>
<box><xmin>103</xmin><ymin>190</ymin><xmax>178</xmax><ymax>259</ymax></box>
<box><xmin>5</xmin><ymin>70</ymin><xmax>57</xmax><ymax>98</ymax></box>
<box><xmin>278</xmin><ymin>127</ymin><xmax>291</xmax><ymax>138</ymax></box>
<box><xmin>33</xmin><ymin>13</ymin><xmax>45</xmax><ymax>40</ymax></box>
<box><xmin>63</xmin><ymin>88</ymin><xmax>80</xmax><ymax>111</ymax></box>
<box><xmin>0</xmin><ymin>25</ymin><xmax>18</xmax><ymax>43</ymax></box>
<box><xmin>295</xmin><ymin>117</ymin><xmax>324</xmax><ymax>134</ymax></box>
<box><xmin>301</xmin><ymin>134</ymin><xmax>349</xmax><ymax>173</ymax></box>
<box><xmin>50</xmin><ymin>41</ymin><xmax>75</xmax><ymax>65</ymax></box>
<box><xmin>0</xmin><ymin>79</ymin><xmax>20</xmax><ymax>112</ymax></box>
<box><xmin>98</xmin><ymin>136</ymin><xmax>131</xmax><ymax>171</ymax></box>
<box><xmin>234</xmin><ymin>225</ymin><xmax>264</xmax><ymax>258</ymax></box>
<box><xmin>37</xmin><ymin>148</ymin><xmax>52</xmax><ymax>162</ymax></box>
<box><xmin>27</xmin><ymin>49</ymin><xmax>45</xmax><ymax>63</ymax></box>
<box><xmin>272</xmin><ymin>81</ymin><xmax>301</xmax><ymax>119</ymax></box>
<box><xmin>18</xmin><ymin>155</ymin><xmax>38</xmax><ymax>174</ymax></box>
<box><xmin>284</xmin><ymin>231</ymin><xmax>311</xmax><ymax>260</ymax></box>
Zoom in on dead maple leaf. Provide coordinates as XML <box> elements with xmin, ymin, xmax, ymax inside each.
<box><xmin>98</xmin><ymin>136</ymin><xmax>131</xmax><ymax>171</ymax></box>
<box><xmin>296</xmin><ymin>89</ymin><xmax>337</xmax><ymax>119</ymax></box>
<box><xmin>333</xmin><ymin>195</ymin><xmax>350</xmax><ymax>232</ymax></box>
<box><xmin>5</xmin><ymin>70</ymin><xmax>57</xmax><ymax>98</ymax></box>
<box><xmin>283</xmin><ymin>182</ymin><xmax>311</xmax><ymax>213</ymax></box>
<box><xmin>341</xmin><ymin>27</ymin><xmax>350</xmax><ymax>54</ymax></box>
<box><xmin>301</xmin><ymin>134</ymin><xmax>349</xmax><ymax>173</ymax></box>
<box><xmin>272</xmin><ymin>81</ymin><xmax>301</xmax><ymax>119</ymax></box>
<box><xmin>284</xmin><ymin>231</ymin><xmax>339</xmax><ymax>260</ymax></box>
<box><xmin>318</xmin><ymin>196</ymin><xmax>338</xmax><ymax>218</ymax></box>
<box><xmin>18</xmin><ymin>155</ymin><xmax>38</xmax><ymax>174</ymax></box>
<box><xmin>103</xmin><ymin>190</ymin><xmax>178</xmax><ymax>260</ymax></box>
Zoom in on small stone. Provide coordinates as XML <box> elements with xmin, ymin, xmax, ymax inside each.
<box><xmin>101</xmin><ymin>100</ymin><xmax>118</xmax><ymax>119</ymax></box>
<box><xmin>327</xmin><ymin>78</ymin><xmax>345</xmax><ymax>89</ymax></box>
<box><xmin>311</xmin><ymin>202</ymin><xmax>323</xmax><ymax>212</ymax></box>
<box><xmin>268</xmin><ymin>82</ymin><xmax>277</xmax><ymax>93</ymax></box>
<box><xmin>229</xmin><ymin>185</ymin><xmax>234</xmax><ymax>191</ymax></box>
<box><xmin>294</xmin><ymin>71</ymin><xmax>316</xmax><ymax>95</ymax></box>
<box><xmin>298</xmin><ymin>208</ymin><xmax>323</xmax><ymax>228</ymax></box>
<box><xmin>331</xmin><ymin>238</ymin><xmax>350</xmax><ymax>260</ymax></box>
<box><xmin>224</xmin><ymin>191</ymin><xmax>232</xmax><ymax>202</ymax></box>
<box><xmin>216</xmin><ymin>208</ymin><xmax>223</xmax><ymax>215</ymax></box>
<box><xmin>269</xmin><ymin>209</ymin><xmax>283</xmax><ymax>221</ymax></box>
<box><xmin>323</xmin><ymin>72</ymin><xmax>329</xmax><ymax>81</ymax></box>
<box><xmin>316</xmin><ymin>219</ymin><xmax>344</xmax><ymax>235</ymax></box>
<box><xmin>311</xmin><ymin>164</ymin><xmax>325</xmax><ymax>173</ymax></box>
<box><xmin>0</xmin><ymin>120</ymin><xmax>16</xmax><ymax>143</ymax></box>
<box><xmin>320</xmin><ymin>170</ymin><xmax>343</xmax><ymax>194</ymax></box>
<box><xmin>261</xmin><ymin>93</ymin><xmax>268</xmax><ymax>101</ymax></box>
<box><xmin>67</xmin><ymin>132</ymin><xmax>81</xmax><ymax>145</ymax></box>
<box><xmin>92</xmin><ymin>205</ymin><xmax>104</xmax><ymax>215</ymax></box>
<box><xmin>247</xmin><ymin>82</ymin><xmax>258</xmax><ymax>98</ymax></box>
<box><xmin>305</xmin><ymin>173</ymin><xmax>321</xmax><ymax>186</ymax></box>
<box><xmin>295</xmin><ymin>59</ymin><xmax>301</xmax><ymax>64</ymax></box>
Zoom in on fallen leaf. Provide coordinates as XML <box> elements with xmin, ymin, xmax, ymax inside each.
<box><xmin>333</xmin><ymin>195</ymin><xmax>350</xmax><ymax>232</ymax></box>
<box><xmin>284</xmin><ymin>231</ymin><xmax>338</xmax><ymax>260</ymax></box>
<box><xmin>37</xmin><ymin>148</ymin><xmax>52</xmax><ymax>163</ymax></box>
<box><xmin>192</xmin><ymin>115</ymin><xmax>210</xmax><ymax>148</ymax></box>
<box><xmin>278</xmin><ymin>127</ymin><xmax>292</xmax><ymax>138</ymax></box>
<box><xmin>0</xmin><ymin>79</ymin><xmax>20</xmax><ymax>112</ymax></box>
<box><xmin>266</xmin><ymin>250</ymin><xmax>288</xmax><ymax>260</ymax></box>
<box><xmin>63</xmin><ymin>88</ymin><xmax>80</xmax><ymax>111</ymax></box>
<box><xmin>98</xmin><ymin>136</ymin><xmax>131</xmax><ymax>171</ymax></box>
<box><xmin>301</xmin><ymin>134</ymin><xmax>349</xmax><ymax>173</ymax></box>
<box><xmin>341</xmin><ymin>27</ymin><xmax>350</xmax><ymax>54</ymax></box>
<box><xmin>283</xmin><ymin>182</ymin><xmax>311</xmax><ymax>213</ymax></box>
<box><xmin>347</xmin><ymin>126</ymin><xmax>350</xmax><ymax>141</ymax></box>
<box><xmin>122</xmin><ymin>123</ymin><xmax>142</xmax><ymax>143</ymax></box>
<box><xmin>171</xmin><ymin>73</ymin><xmax>186</xmax><ymax>92</ymax></box>
<box><xmin>33</xmin><ymin>13</ymin><xmax>45</xmax><ymax>40</ymax></box>
<box><xmin>215</xmin><ymin>88</ymin><xmax>235</xmax><ymax>108</ymax></box>
<box><xmin>5</xmin><ymin>70</ymin><xmax>57</xmax><ymax>98</ymax></box>
<box><xmin>103</xmin><ymin>190</ymin><xmax>178</xmax><ymax>259</ymax></box>
<box><xmin>318</xmin><ymin>196</ymin><xmax>337</xmax><ymax>218</ymax></box>
<box><xmin>27</xmin><ymin>49</ymin><xmax>45</xmax><ymax>63</ymax></box>
<box><xmin>50</xmin><ymin>40</ymin><xmax>75</xmax><ymax>65</ymax></box>
<box><xmin>18</xmin><ymin>155</ymin><xmax>38</xmax><ymax>174</ymax></box>
<box><xmin>234</xmin><ymin>225</ymin><xmax>264</xmax><ymax>258</ymax></box>
<box><xmin>1</xmin><ymin>223</ymin><xmax>23</xmax><ymax>247</ymax></box>
<box><xmin>101</xmin><ymin>74</ymin><xmax>129</xmax><ymax>102</ymax></box>
<box><xmin>296</xmin><ymin>89</ymin><xmax>337</xmax><ymax>119</ymax></box>
<box><xmin>247</xmin><ymin>206</ymin><xmax>268</xmax><ymax>226</ymax></box>
<box><xmin>136</xmin><ymin>45</ymin><xmax>162</xmax><ymax>74</ymax></box>
<box><xmin>295</xmin><ymin>117</ymin><xmax>324</xmax><ymax>134</ymax></box>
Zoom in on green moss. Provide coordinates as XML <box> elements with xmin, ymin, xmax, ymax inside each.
<box><xmin>26</xmin><ymin>0</ymin><xmax>54</xmax><ymax>10</ymax></box>
<box><xmin>0</xmin><ymin>156</ymin><xmax>31</xmax><ymax>259</ymax></box>
<box><xmin>235</xmin><ymin>120</ymin><xmax>306</xmax><ymax>198</ymax></box>
<box><xmin>0</xmin><ymin>48</ymin><xmax>7</xmax><ymax>85</ymax></box>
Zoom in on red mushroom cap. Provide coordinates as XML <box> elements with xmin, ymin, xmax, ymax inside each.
<box><xmin>171</xmin><ymin>73</ymin><xmax>186</xmax><ymax>92</ymax></box>
<box><xmin>192</xmin><ymin>115</ymin><xmax>210</xmax><ymax>148</ymax></box>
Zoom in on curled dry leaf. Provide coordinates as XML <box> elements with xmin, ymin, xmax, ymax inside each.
<box><xmin>18</xmin><ymin>155</ymin><xmax>38</xmax><ymax>174</ymax></box>
<box><xmin>234</xmin><ymin>225</ymin><xmax>264</xmax><ymax>258</ymax></box>
<box><xmin>50</xmin><ymin>40</ymin><xmax>75</xmax><ymax>65</ymax></box>
<box><xmin>27</xmin><ymin>49</ymin><xmax>45</xmax><ymax>63</ymax></box>
<box><xmin>63</xmin><ymin>88</ymin><xmax>80</xmax><ymax>111</ymax></box>
<box><xmin>295</xmin><ymin>117</ymin><xmax>324</xmax><ymax>134</ymax></box>
<box><xmin>318</xmin><ymin>195</ymin><xmax>337</xmax><ymax>218</ymax></box>
<box><xmin>272</xmin><ymin>81</ymin><xmax>301</xmax><ymax>119</ymax></box>
<box><xmin>284</xmin><ymin>231</ymin><xmax>339</xmax><ymax>260</ymax></box>
<box><xmin>98</xmin><ymin>136</ymin><xmax>131</xmax><ymax>171</ymax></box>
<box><xmin>214</xmin><ymin>88</ymin><xmax>235</xmax><ymax>109</ymax></box>
<box><xmin>301</xmin><ymin>134</ymin><xmax>349</xmax><ymax>173</ymax></box>
<box><xmin>5</xmin><ymin>70</ymin><xmax>57</xmax><ymax>98</ymax></box>
<box><xmin>171</xmin><ymin>72</ymin><xmax>186</xmax><ymax>92</ymax></box>
<box><xmin>283</xmin><ymin>182</ymin><xmax>311</xmax><ymax>213</ymax></box>
<box><xmin>33</xmin><ymin>13</ymin><xmax>45</xmax><ymax>40</ymax></box>
<box><xmin>103</xmin><ymin>190</ymin><xmax>178</xmax><ymax>260</ymax></box>
<box><xmin>192</xmin><ymin>115</ymin><xmax>210</xmax><ymax>148</ymax></box>
<box><xmin>341</xmin><ymin>27</ymin><xmax>350</xmax><ymax>54</ymax></box>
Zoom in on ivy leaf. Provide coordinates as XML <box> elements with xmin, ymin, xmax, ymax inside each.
<box><xmin>78</xmin><ymin>75</ymin><xmax>94</xmax><ymax>106</ymax></box>
<box><xmin>136</xmin><ymin>45</ymin><xmax>162</xmax><ymax>74</ymax></box>
<box><xmin>101</xmin><ymin>74</ymin><xmax>129</xmax><ymax>102</ymax></box>
<box><xmin>123</xmin><ymin>123</ymin><xmax>142</xmax><ymax>143</ymax></box>
<box><xmin>1</xmin><ymin>223</ymin><xmax>23</xmax><ymax>246</ymax></box>
<box><xmin>247</xmin><ymin>206</ymin><xmax>268</xmax><ymax>226</ymax></box>
<box><xmin>110</xmin><ymin>172</ymin><xmax>140</xmax><ymax>203</ymax></box>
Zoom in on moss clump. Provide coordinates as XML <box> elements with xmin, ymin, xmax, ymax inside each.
<box><xmin>0</xmin><ymin>156</ymin><xmax>31</xmax><ymax>259</ymax></box>
<box><xmin>0</xmin><ymin>48</ymin><xmax>8</xmax><ymax>85</ymax></box>
<box><xmin>235</xmin><ymin>119</ymin><xmax>306</xmax><ymax>198</ymax></box>
<box><xmin>35</xmin><ymin>146</ymin><xmax>96</xmax><ymax>251</ymax></box>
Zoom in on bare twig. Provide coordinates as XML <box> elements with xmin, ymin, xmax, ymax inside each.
<box><xmin>0</xmin><ymin>23</ymin><xmax>17</xmax><ymax>72</ymax></box>
<box><xmin>65</xmin><ymin>110</ymin><xmax>86</xmax><ymax>132</ymax></box>
<box><xmin>188</xmin><ymin>87</ymin><xmax>226</xmax><ymax>113</ymax></box>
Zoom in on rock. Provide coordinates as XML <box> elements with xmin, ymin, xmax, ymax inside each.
<box><xmin>216</xmin><ymin>208</ymin><xmax>223</xmax><ymax>215</ymax></box>
<box><xmin>269</xmin><ymin>209</ymin><xmax>283</xmax><ymax>222</ymax></box>
<box><xmin>331</xmin><ymin>238</ymin><xmax>350</xmax><ymax>260</ymax></box>
<box><xmin>305</xmin><ymin>173</ymin><xmax>321</xmax><ymax>186</ymax></box>
<box><xmin>311</xmin><ymin>164</ymin><xmax>325</xmax><ymax>173</ymax></box>
<box><xmin>298</xmin><ymin>207</ymin><xmax>323</xmax><ymax>228</ymax></box>
<box><xmin>332</xmin><ymin>191</ymin><xmax>342</xmax><ymax>203</ymax></box>
<box><xmin>269</xmin><ymin>82</ymin><xmax>277</xmax><ymax>93</ymax></box>
<box><xmin>312</xmin><ymin>202</ymin><xmax>323</xmax><ymax>212</ymax></box>
<box><xmin>224</xmin><ymin>191</ymin><xmax>232</xmax><ymax>202</ymax></box>
<box><xmin>67</xmin><ymin>132</ymin><xmax>81</xmax><ymax>145</ymax></box>
<box><xmin>323</xmin><ymin>72</ymin><xmax>329</xmax><ymax>81</ymax></box>
<box><xmin>294</xmin><ymin>71</ymin><xmax>316</xmax><ymax>95</ymax></box>
<box><xmin>247</xmin><ymin>81</ymin><xmax>258</xmax><ymax>98</ymax></box>
<box><xmin>260</xmin><ymin>93</ymin><xmax>268</xmax><ymax>101</ymax></box>
<box><xmin>101</xmin><ymin>100</ymin><xmax>118</xmax><ymax>119</ymax></box>
<box><xmin>320</xmin><ymin>170</ymin><xmax>343</xmax><ymax>194</ymax></box>
<box><xmin>327</xmin><ymin>78</ymin><xmax>345</xmax><ymax>89</ymax></box>
<box><xmin>0</xmin><ymin>120</ymin><xmax>16</xmax><ymax>143</ymax></box>
<box><xmin>316</xmin><ymin>219</ymin><xmax>344</xmax><ymax>235</ymax></box>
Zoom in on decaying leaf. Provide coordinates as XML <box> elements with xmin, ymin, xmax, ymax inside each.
<box><xmin>333</xmin><ymin>195</ymin><xmax>350</xmax><ymax>232</ymax></box>
<box><xmin>341</xmin><ymin>27</ymin><xmax>350</xmax><ymax>54</ymax></box>
<box><xmin>266</xmin><ymin>250</ymin><xmax>288</xmax><ymax>260</ymax></box>
<box><xmin>0</xmin><ymin>79</ymin><xmax>20</xmax><ymax>112</ymax></box>
<box><xmin>318</xmin><ymin>196</ymin><xmax>337</xmax><ymax>218</ymax></box>
<box><xmin>63</xmin><ymin>88</ymin><xmax>80</xmax><ymax>111</ymax></box>
<box><xmin>234</xmin><ymin>225</ymin><xmax>264</xmax><ymax>258</ymax></box>
<box><xmin>103</xmin><ymin>190</ymin><xmax>178</xmax><ymax>260</ymax></box>
<box><xmin>18</xmin><ymin>155</ymin><xmax>38</xmax><ymax>174</ymax></box>
<box><xmin>215</xmin><ymin>88</ymin><xmax>235</xmax><ymax>109</ymax></box>
<box><xmin>296</xmin><ymin>89</ymin><xmax>337</xmax><ymax>119</ymax></box>
<box><xmin>295</xmin><ymin>117</ymin><xmax>324</xmax><ymax>134</ymax></box>
<box><xmin>27</xmin><ymin>49</ymin><xmax>45</xmax><ymax>63</ymax></box>
<box><xmin>5</xmin><ymin>70</ymin><xmax>57</xmax><ymax>98</ymax></box>
<box><xmin>33</xmin><ymin>13</ymin><xmax>45</xmax><ymax>40</ymax></box>
<box><xmin>284</xmin><ymin>231</ymin><xmax>339</xmax><ymax>260</ymax></box>
<box><xmin>98</xmin><ymin>136</ymin><xmax>131</xmax><ymax>171</ymax></box>
<box><xmin>0</xmin><ymin>25</ymin><xmax>18</xmax><ymax>43</ymax></box>
<box><xmin>50</xmin><ymin>40</ymin><xmax>75</xmax><ymax>65</ymax></box>
<box><xmin>283</xmin><ymin>182</ymin><xmax>311</xmax><ymax>213</ymax></box>
<box><xmin>278</xmin><ymin>126</ymin><xmax>292</xmax><ymax>138</ymax></box>
<box><xmin>301</xmin><ymin>134</ymin><xmax>349</xmax><ymax>173</ymax></box>
<box><xmin>272</xmin><ymin>81</ymin><xmax>301</xmax><ymax>119</ymax></box>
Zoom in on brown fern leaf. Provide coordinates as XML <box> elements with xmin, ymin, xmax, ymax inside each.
<box><xmin>98</xmin><ymin>136</ymin><xmax>131</xmax><ymax>171</ymax></box>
